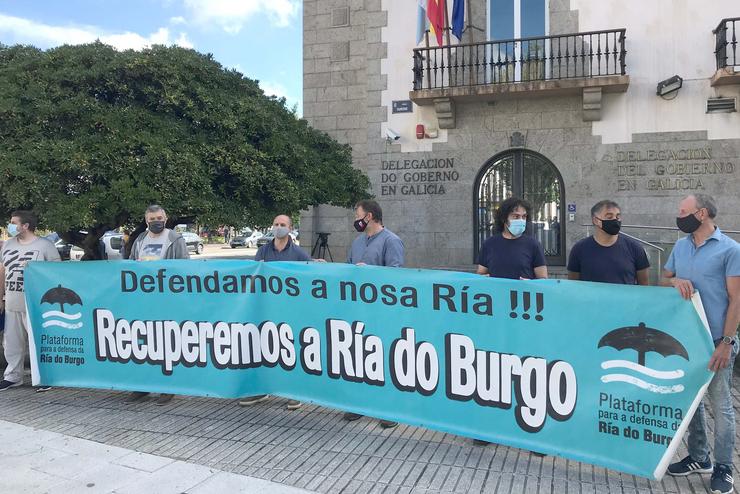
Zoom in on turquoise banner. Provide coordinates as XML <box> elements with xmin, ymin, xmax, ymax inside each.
<box><xmin>24</xmin><ymin>260</ymin><xmax>714</xmax><ymax>479</ymax></box>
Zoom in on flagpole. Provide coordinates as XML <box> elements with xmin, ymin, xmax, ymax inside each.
<box><xmin>443</xmin><ymin>2</ymin><xmax>453</xmax><ymax>85</ymax></box>
<box><xmin>464</xmin><ymin>0</ymin><xmax>472</xmax><ymax>42</ymax></box>
<box><xmin>425</xmin><ymin>30</ymin><xmax>431</xmax><ymax>86</ymax></box>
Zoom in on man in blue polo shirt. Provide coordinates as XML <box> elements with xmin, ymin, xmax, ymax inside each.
<box><xmin>568</xmin><ymin>200</ymin><xmax>650</xmax><ymax>285</ymax></box>
<box><xmin>239</xmin><ymin>214</ymin><xmax>312</xmax><ymax>410</ymax></box>
<box><xmin>662</xmin><ymin>194</ymin><xmax>739</xmax><ymax>494</ymax></box>
<box><xmin>344</xmin><ymin>199</ymin><xmax>404</xmax><ymax>429</ymax></box>
<box><xmin>254</xmin><ymin>215</ymin><xmax>310</xmax><ymax>262</ymax></box>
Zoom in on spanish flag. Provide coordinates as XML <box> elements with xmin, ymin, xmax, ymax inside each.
<box><xmin>427</xmin><ymin>0</ymin><xmax>446</xmax><ymax>46</ymax></box>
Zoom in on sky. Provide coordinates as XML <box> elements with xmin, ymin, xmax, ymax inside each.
<box><xmin>0</xmin><ymin>0</ymin><xmax>303</xmax><ymax>114</ymax></box>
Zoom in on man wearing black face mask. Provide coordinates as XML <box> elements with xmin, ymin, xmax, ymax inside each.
<box><xmin>126</xmin><ymin>204</ymin><xmax>189</xmax><ymax>405</ymax></box>
<box><xmin>662</xmin><ymin>194</ymin><xmax>739</xmax><ymax>494</ymax></box>
<box><xmin>567</xmin><ymin>200</ymin><xmax>650</xmax><ymax>285</ymax></box>
<box><xmin>347</xmin><ymin>200</ymin><xmax>404</xmax><ymax>268</ymax></box>
<box><xmin>129</xmin><ymin>205</ymin><xmax>189</xmax><ymax>261</ymax></box>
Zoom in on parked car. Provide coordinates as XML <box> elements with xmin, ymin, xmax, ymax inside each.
<box><xmin>244</xmin><ymin>231</ymin><xmax>263</xmax><ymax>247</ymax></box>
<box><xmin>45</xmin><ymin>233</ymin><xmax>72</xmax><ymax>260</ymax></box>
<box><xmin>230</xmin><ymin>231</ymin><xmax>263</xmax><ymax>248</ymax></box>
<box><xmin>68</xmin><ymin>234</ymin><xmax>123</xmax><ymax>261</ymax></box>
<box><xmin>54</xmin><ymin>239</ymin><xmax>74</xmax><ymax>261</ymax></box>
<box><xmin>69</xmin><ymin>246</ymin><xmax>84</xmax><ymax>261</ymax></box>
<box><xmin>102</xmin><ymin>233</ymin><xmax>124</xmax><ymax>260</ymax></box>
<box><xmin>181</xmin><ymin>232</ymin><xmax>205</xmax><ymax>255</ymax></box>
<box><xmin>230</xmin><ymin>236</ymin><xmax>248</xmax><ymax>248</ymax></box>
<box><xmin>257</xmin><ymin>230</ymin><xmax>298</xmax><ymax>247</ymax></box>
<box><xmin>256</xmin><ymin>231</ymin><xmax>274</xmax><ymax>248</ymax></box>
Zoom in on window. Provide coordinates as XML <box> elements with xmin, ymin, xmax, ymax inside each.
<box><xmin>475</xmin><ymin>150</ymin><xmax>565</xmax><ymax>265</ymax></box>
<box><xmin>488</xmin><ymin>0</ymin><xmax>547</xmax><ymax>40</ymax></box>
<box><xmin>488</xmin><ymin>0</ymin><xmax>549</xmax><ymax>82</ymax></box>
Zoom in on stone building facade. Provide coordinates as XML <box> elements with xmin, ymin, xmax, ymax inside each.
<box><xmin>301</xmin><ymin>0</ymin><xmax>740</xmax><ymax>277</ymax></box>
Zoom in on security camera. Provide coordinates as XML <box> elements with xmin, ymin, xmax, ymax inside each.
<box><xmin>385</xmin><ymin>128</ymin><xmax>400</xmax><ymax>141</ymax></box>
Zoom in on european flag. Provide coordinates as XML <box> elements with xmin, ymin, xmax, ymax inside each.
<box><xmin>452</xmin><ymin>0</ymin><xmax>465</xmax><ymax>40</ymax></box>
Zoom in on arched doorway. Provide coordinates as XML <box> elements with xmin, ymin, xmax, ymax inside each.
<box><xmin>474</xmin><ymin>149</ymin><xmax>565</xmax><ymax>265</ymax></box>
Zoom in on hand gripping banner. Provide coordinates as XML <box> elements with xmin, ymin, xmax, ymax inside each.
<box><xmin>24</xmin><ymin>260</ymin><xmax>714</xmax><ymax>479</ymax></box>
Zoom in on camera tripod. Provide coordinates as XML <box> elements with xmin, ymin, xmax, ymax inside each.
<box><xmin>311</xmin><ymin>232</ymin><xmax>333</xmax><ymax>261</ymax></box>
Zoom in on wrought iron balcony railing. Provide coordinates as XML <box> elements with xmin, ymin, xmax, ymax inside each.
<box><xmin>714</xmin><ymin>17</ymin><xmax>739</xmax><ymax>70</ymax></box>
<box><xmin>412</xmin><ymin>29</ymin><xmax>627</xmax><ymax>91</ymax></box>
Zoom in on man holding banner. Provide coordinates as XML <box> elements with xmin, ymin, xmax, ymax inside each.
<box><xmin>125</xmin><ymin>204</ymin><xmax>189</xmax><ymax>405</ymax></box>
<box><xmin>567</xmin><ymin>200</ymin><xmax>650</xmax><ymax>285</ymax></box>
<box><xmin>662</xmin><ymin>194</ymin><xmax>739</xmax><ymax>494</ymax></box>
<box><xmin>0</xmin><ymin>211</ymin><xmax>60</xmax><ymax>391</ymax></box>
<box><xmin>239</xmin><ymin>214</ymin><xmax>312</xmax><ymax>410</ymax></box>
<box><xmin>477</xmin><ymin>197</ymin><xmax>547</xmax><ymax>280</ymax></box>
<box><xmin>344</xmin><ymin>199</ymin><xmax>404</xmax><ymax>429</ymax></box>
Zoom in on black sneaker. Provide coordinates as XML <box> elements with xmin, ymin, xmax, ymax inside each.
<box><xmin>667</xmin><ymin>455</ymin><xmax>713</xmax><ymax>476</ymax></box>
<box><xmin>379</xmin><ymin>420</ymin><xmax>398</xmax><ymax>429</ymax></box>
<box><xmin>125</xmin><ymin>391</ymin><xmax>150</xmax><ymax>403</ymax></box>
<box><xmin>154</xmin><ymin>393</ymin><xmax>174</xmax><ymax>406</ymax></box>
<box><xmin>710</xmin><ymin>464</ymin><xmax>734</xmax><ymax>494</ymax></box>
<box><xmin>0</xmin><ymin>380</ymin><xmax>21</xmax><ymax>391</ymax></box>
<box><xmin>343</xmin><ymin>412</ymin><xmax>362</xmax><ymax>421</ymax></box>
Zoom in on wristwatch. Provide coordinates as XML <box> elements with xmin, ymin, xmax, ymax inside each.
<box><xmin>719</xmin><ymin>335</ymin><xmax>735</xmax><ymax>345</ymax></box>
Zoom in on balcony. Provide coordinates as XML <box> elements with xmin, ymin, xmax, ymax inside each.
<box><xmin>711</xmin><ymin>17</ymin><xmax>740</xmax><ymax>87</ymax></box>
<box><xmin>409</xmin><ymin>29</ymin><xmax>629</xmax><ymax>128</ymax></box>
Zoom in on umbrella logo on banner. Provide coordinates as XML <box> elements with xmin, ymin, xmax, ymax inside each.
<box><xmin>597</xmin><ymin>322</ymin><xmax>689</xmax><ymax>394</ymax></box>
<box><xmin>39</xmin><ymin>285</ymin><xmax>83</xmax><ymax>330</ymax></box>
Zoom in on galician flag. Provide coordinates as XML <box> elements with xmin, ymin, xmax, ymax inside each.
<box><xmin>416</xmin><ymin>0</ymin><xmax>429</xmax><ymax>44</ymax></box>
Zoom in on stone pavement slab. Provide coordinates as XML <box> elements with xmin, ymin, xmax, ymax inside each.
<box><xmin>0</xmin><ymin>419</ymin><xmax>314</xmax><ymax>494</ymax></box>
<box><xmin>0</xmin><ymin>383</ymin><xmax>737</xmax><ymax>493</ymax></box>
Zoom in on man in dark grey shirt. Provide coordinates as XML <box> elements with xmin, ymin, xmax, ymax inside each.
<box><xmin>344</xmin><ymin>200</ymin><xmax>404</xmax><ymax>429</ymax></box>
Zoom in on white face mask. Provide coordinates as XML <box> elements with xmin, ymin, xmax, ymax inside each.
<box><xmin>273</xmin><ymin>226</ymin><xmax>290</xmax><ymax>239</ymax></box>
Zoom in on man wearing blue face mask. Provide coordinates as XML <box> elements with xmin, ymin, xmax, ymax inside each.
<box><xmin>253</xmin><ymin>215</ymin><xmax>310</xmax><ymax>263</ymax></box>
<box><xmin>474</xmin><ymin>197</ymin><xmax>547</xmax><ymax>452</ymax></box>
<box><xmin>567</xmin><ymin>200</ymin><xmax>650</xmax><ymax>285</ymax></box>
<box><xmin>477</xmin><ymin>197</ymin><xmax>547</xmax><ymax>280</ymax></box>
<box><xmin>0</xmin><ymin>210</ymin><xmax>60</xmax><ymax>391</ymax></box>
<box><xmin>239</xmin><ymin>214</ymin><xmax>313</xmax><ymax>411</ymax></box>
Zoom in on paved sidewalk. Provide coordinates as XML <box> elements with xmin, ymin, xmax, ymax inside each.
<box><xmin>0</xmin><ymin>419</ymin><xmax>312</xmax><ymax>494</ymax></box>
<box><xmin>0</xmin><ymin>383</ymin><xmax>737</xmax><ymax>493</ymax></box>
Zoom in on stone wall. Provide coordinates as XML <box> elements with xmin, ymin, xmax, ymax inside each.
<box><xmin>303</xmin><ymin>0</ymin><xmax>740</xmax><ymax>270</ymax></box>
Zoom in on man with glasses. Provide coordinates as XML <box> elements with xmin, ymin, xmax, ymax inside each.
<box><xmin>567</xmin><ymin>200</ymin><xmax>650</xmax><ymax>285</ymax></box>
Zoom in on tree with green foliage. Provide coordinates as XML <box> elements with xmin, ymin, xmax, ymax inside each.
<box><xmin>0</xmin><ymin>42</ymin><xmax>369</xmax><ymax>258</ymax></box>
